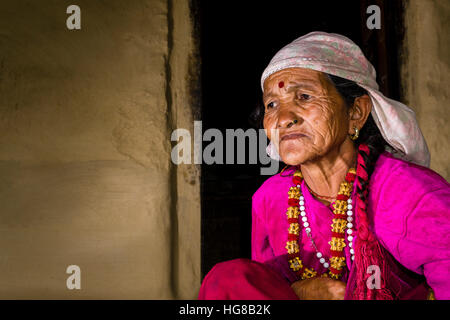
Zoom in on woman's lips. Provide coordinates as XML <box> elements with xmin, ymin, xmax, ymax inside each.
<box><xmin>281</xmin><ymin>133</ymin><xmax>307</xmax><ymax>141</ymax></box>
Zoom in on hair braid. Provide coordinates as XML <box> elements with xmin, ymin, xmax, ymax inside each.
<box><xmin>354</xmin><ymin>140</ymin><xmax>385</xmax><ymax>241</ymax></box>
<box><xmin>355</xmin><ymin>144</ymin><xmax>371</xmax><ymax>241</ymax></box>
<box><xmin>329</xmin><ymin>74</ymin><xmax>395</xmax><ymax>299</ymax></box>
<box><xmin>353</xmin><ymin>144</ymin><xmax>394</xmax><ymax>299</ymax></box>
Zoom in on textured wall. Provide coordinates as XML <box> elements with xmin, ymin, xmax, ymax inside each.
<box><xmin>402</xmin><ymin>0</ymin><xmax>450</xmax><ymax>180</ymax></box>
<box><xmin>0</xmin><ymin>0</ymin><xmax>200</xmax><ymax>299</ymax></box>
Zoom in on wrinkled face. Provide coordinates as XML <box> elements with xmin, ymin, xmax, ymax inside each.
<box><xmin>263</xmin><ymin>68</ymin><xmax>350</xmax><ymax>165</ymax></box>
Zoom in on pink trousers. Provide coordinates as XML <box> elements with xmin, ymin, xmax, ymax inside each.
<box><xmin>198</xmin><ymin>258</ymin><xmax>299</xmax><ymax>300</ymax></box>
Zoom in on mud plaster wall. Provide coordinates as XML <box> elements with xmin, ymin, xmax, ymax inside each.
<box><xmin>0</xmin><ymin>0</ymin><xmax>200</xmax><ymax>299</ymax></box>
<box><xmin>402</xmin><ymin>0</ymin><xmax>450</xmax><ymax>180</ymax></box>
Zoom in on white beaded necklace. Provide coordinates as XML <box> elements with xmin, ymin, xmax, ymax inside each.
<box><xmin>298</xmin><ymin>192</ymin><xmax>356</xmax><ymax>269</ymax></box>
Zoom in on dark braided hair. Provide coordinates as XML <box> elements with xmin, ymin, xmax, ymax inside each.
<box><xmin>328</xmin><ymin>75</ymin><xmax>394</xmax><ymax>299</ymax></box>
<box><xmin>326</xmin><ymin>74</ymin><xmax>388</xmax><ymax>204</ymax></box>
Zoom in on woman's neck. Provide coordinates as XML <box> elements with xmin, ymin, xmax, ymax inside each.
<box><xmin>300</xmin><ymin>140</ymin><xmax>357</xmax><ymax>204</ymax></box>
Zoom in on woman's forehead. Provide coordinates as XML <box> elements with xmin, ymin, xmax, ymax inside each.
<box><xmin>263</xmin><ymin>68</ymin><xmax>328</xmax><ymax>96</ymax></box>
<box><xmin>264</xmin><ymin>68</ymin><xmax>326</xmax><ymax>86</ymax></box>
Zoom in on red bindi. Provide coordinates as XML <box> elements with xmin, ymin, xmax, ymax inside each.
<box><xmin>278</xmin><ymin>81</ymin><xmax>284</xmax><ymax>88</ymax></box>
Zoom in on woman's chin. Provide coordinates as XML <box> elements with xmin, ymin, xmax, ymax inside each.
<box><xmin>279</xmin><ymin>150</ymin><xmax>308</xmax><ymax>166</ymax></box>
<box><xmin>278</xmin><ymin>140</ymin><xmax>310</xmax><ymax>164</ymax></box>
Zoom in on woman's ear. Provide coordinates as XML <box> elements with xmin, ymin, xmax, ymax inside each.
<box><xmin>349</xmin><ymin>94</ymin><xmax>372</xmax><ymax>132</ymax></box>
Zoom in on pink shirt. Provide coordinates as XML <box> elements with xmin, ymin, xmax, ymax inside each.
<box><xmin>251</xmin><ymin>152</ymin><xmax>450</xmax><ymax>299</ymax></box>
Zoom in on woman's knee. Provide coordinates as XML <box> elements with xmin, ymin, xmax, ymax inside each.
<box><xmin>204</xmin><ymin>258</ymin><xmax>254</xmax><ymax>282</ymax></box>
<box><xmin>199</xmin><ymin>258</ymin><xmax>298</xmax><ymax>300</ymax></box>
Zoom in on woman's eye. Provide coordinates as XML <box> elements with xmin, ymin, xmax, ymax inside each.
<box><xmin>266</xmin><ymin>102</ymin><xmax>276</xmax><ymax>109</ymax></box>
<box><xmin>298</xmin><ymin>93</ymin><xmax>311</xmax><ymax>100</ymax></box>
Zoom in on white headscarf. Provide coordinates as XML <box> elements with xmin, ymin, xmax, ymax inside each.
<box><xmin>261</xmin><ymin>31</ymin><xmax>430</xmax><ymax>167</ymax></box>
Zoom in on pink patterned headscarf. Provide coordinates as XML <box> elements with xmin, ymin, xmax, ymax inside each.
<box><xmin>261</xmin><ymin>31</ymin><xmax>430</xmax><ymax>167</ymax></box>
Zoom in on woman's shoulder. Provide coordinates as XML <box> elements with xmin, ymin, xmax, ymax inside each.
<box><xmin>372</xmin><ymin>151</ymin><xmax>449</xmax><ymax>193</ymax></box>
<box><xmin>252</xmin><ymin>166</ymin><xmax>294</xmax><ymax>208</ymax></box>
<box><xmin>369</xmin><ymin>151</ymin><xmax>450</xmax><ymax>234</ymax></box>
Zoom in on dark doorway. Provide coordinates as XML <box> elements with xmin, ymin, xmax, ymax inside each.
<box><xmin>197</xmin><ymin>0</ymin><xmax>405</xmax><ymax>278</ymax></box>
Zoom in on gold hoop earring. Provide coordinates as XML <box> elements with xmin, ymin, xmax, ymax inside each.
<box><xmin>350</xmin><ymin>126</ymin><xmax>359</xmax><ymax>140</ymax></box>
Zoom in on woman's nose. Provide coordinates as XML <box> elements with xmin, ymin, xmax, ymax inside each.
<box><xmin>277</xmin><ymin>109</ymin><xmax>300</xmax><ymax>129</ymax></box>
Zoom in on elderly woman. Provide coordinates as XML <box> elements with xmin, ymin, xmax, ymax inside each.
<box><xmin>198</xmin><ymin>32</ymin><xmax>450</xmax><ymax>300</ymax></box>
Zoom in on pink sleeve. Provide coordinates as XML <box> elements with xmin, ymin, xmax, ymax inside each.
<box><xmin>395</xmin><ymin>188</ymin><xmax>450</xmax><ymax>300</ymax></box>
<box><xmin>251</xmin><ymin>193</ymin><xmax>275</xmax><ymax>263</ymax></box>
